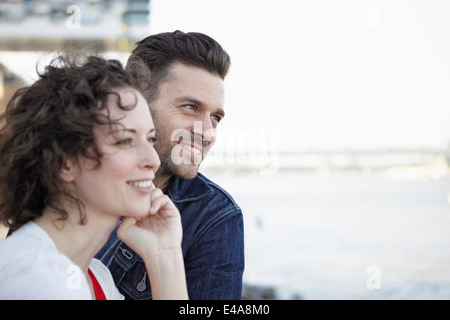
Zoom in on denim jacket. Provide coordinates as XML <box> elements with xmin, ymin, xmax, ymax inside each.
<box><xmin>95</xmin><ymin>172</ymin><xmax>245</xmax><ymax>300</ymax></box>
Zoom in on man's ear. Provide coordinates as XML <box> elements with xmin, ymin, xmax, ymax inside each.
<box><xmin>59</xmin><ymin>156</ymin><xmax>76</xmax><ymax>182</ymax></box>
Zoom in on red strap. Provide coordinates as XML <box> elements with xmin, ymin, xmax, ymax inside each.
<box><xmin>88</xmin><ymin>269</ymin><xmax>107</xmax><ymax>300</ymax></box>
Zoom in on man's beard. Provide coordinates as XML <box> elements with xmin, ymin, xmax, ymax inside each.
<box><xmin>163</xmin><ymin>152</ymin><xmax>200</xmax><ymax>180</ymax></box>
<box><xmin>155</xmin><ymin>141</ymin><xmax>201</xmax><ymax>182</ymax></box>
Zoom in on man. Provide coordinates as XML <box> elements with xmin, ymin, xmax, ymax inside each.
<box><xmin>96</xmin><ymin>30</ymin><xmax>244</xmax><ymax>300</ymax></box>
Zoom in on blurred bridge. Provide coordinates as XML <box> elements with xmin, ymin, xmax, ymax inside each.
<box><xmin>203</xmin><ymin>148</ymin><xmax>450</xmax><ymax>174</ymax></box>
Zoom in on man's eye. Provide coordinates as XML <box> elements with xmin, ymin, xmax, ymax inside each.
<box><xmin>211</xmin><ymin>115</ymin><xmax>222</xmax><ymax>124</ymax></box>
<box><xmin>184</xmin><ymin>104</ymin><xmax>197</xmax><ymax>111</ymax></box>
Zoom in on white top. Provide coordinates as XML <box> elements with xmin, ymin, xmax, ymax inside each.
<box><xmin>0</xmin><ymin>221</ymin><xmax>124</xmax><ymax>300</ymax></box>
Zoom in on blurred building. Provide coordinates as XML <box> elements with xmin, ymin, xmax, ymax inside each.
<box><xmin>0</xmin><ymin>0</ymin><xmax>151</xmax><ymax>52</ymax></box>
<box><xmin>0</xmin><ymin>0</ymin><xmax>151</xmax><ymax>113</ymax></box>
<box><xmin>0</xmin><ymin>63</ymin><xmax>26</xmax><ymax>117</ymax></box>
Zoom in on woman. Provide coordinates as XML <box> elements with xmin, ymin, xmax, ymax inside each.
<box><xmin>0</xmin><ymin>55</ymin><xmax>188</xmax><ymax>300</ymax></box>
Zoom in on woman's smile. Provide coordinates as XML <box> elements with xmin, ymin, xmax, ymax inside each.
<box><xmin>127</xmin><ymin>179</ymin><xmax>154</xmax><ymax>194</ymax></box>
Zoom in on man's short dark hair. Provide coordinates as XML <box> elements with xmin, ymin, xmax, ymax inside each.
<box><xmin>126</xmin><ymin>30</ymin><xmax>231</xmax><ymax>103</ymax></box>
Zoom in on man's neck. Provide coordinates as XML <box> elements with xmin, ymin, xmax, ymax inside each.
<box><xmin>154</xmin><ymin>171</ymin><xmax>172</xmax><ymax>190</ymax></box>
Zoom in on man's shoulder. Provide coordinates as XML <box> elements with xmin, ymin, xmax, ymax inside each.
<box><xmin>168</xmin><ymin>172</ymin><xmax>241</xmax><ymax>212</ymax></box>
<box><xmin>176</xmin><ymin>173</ymin><xmax>244</xmax><ymax>257</ymax></box>
<box><xmin>195</xmin><ymin>172</ymin><xmax>240</xmax><ymax>210</ymax></box>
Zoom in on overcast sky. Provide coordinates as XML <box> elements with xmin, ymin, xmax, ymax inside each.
<box><xmin>148</xmin><ymin>0</ymin><xmax>450</xmax><ymax>152</ymax></box>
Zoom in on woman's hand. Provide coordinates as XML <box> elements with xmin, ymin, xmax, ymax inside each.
<box><xmin>117</xmin><ymin>187</ymin><xmax>188</xmax><ymax>299</ymax></box>
<box><xmin>117</xmin><ymin>187</ymin><xmax>183</xmax><ymax>260</ymax></box>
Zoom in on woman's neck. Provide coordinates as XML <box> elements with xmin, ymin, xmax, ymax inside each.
<box><xmin>34</xmin><ymin>209</ymin><xmax>119</xmax><ymax>273</ymax></box>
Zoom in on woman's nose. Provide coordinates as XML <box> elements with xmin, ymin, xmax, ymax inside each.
<box><xmin>140</xmin><ymin>142</ymin><xmax>160</xmax><ymax>172</ymax></box>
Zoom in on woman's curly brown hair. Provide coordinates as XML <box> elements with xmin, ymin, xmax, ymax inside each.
<box><xmin>0</xmin><ymin>55</ymin><xmax>135</xmax><ymax>230</ymax></box>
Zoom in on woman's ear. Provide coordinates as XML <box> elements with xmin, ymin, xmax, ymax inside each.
<box><xmin>59</xmin><ymin>156</ymin><xmax>76</xmax><ymax>182</ymax></box>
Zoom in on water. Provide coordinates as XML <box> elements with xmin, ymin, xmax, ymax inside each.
<box><xmin>202</xmin><ymin>168</ymin><xmax>450</xmax><ymax>299</ymax></box>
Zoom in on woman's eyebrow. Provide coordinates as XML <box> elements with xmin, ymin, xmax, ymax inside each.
<box><xmin>110</xmin><ymin>128</ymin><xmax>156</xmax><ymax>134</ymax></box>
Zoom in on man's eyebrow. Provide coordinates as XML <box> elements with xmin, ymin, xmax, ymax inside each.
<box><xmin>215</xmin><ymin>108</ymin><xmax>225</xmax><ymax>119</ymax></box>
<box><xmin>174</xmin><ymin>95</ymin><xmax>204</xmax><ymax>107</ymax></box>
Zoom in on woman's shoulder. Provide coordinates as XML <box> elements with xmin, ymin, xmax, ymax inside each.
<box><xmin>0</xmin><ymin>221</ymin><xmax>72</xmax><ymax>269</ymax></box>
<box><xmin>0</xmin><ymin>222</ymin><xmax>92</xmax><ymax>299</ymax></box>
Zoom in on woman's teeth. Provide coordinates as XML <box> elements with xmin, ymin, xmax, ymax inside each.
<box><xmin>128</xmin><ymin>180</ymin><xmax>153</xmax><ymax>188</ymax></box>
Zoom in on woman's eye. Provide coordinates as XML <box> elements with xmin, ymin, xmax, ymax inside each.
<box><xmin>147</xmin><ymin>137</ymin><xmax>158</xmax><ymax>144</ymax></box>
<box><xmin>115</xmin><ymin>138</ymin><xmax>133</xmax><ymax>145</ymax></box>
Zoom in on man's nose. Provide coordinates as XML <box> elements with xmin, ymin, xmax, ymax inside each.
<box><xmin>193</xmin><ymin>117</ymin><xmax>216</xmax><ymax>144</ymax></box>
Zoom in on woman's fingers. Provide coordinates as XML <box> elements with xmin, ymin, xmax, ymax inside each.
<box><xmin>150</xmin><ymin>193</ymin><xmax>170</xmax><ymax>215</ymax></box>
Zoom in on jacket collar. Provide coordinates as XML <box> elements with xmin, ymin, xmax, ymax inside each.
<box><xmin>166</xmin><ymin>173</ymin><xmax>213</xmax><ymax>203</ymax></box>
